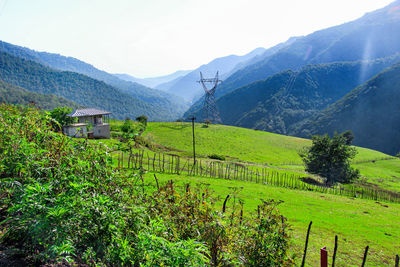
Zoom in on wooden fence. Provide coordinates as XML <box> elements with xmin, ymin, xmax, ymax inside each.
<box><xmin>115</xmin><ymin>150</ymin><xmax>400</xmax><ymax>203</ymax></box>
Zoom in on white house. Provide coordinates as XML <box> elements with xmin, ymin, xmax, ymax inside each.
<box><xmin>63</xmin><ymin>108</ymin><xmax>111</xmax><ymax>139</ymax></box>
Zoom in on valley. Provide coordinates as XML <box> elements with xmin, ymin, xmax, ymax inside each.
<box><xmin>1</xmin><ymin>0</ymin><xmax>400</xmax><ymax>265</ymax></box>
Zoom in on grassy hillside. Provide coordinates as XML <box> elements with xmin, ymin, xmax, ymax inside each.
<box><xmin>106</xmin><ymin>120</ymin><xmax>400</xmax><ymax>265</ymax></box>
<box><xmin>142</xmin><ymin>122</ymin><xmax>400</xmax><ymax>193</ymax></box>
<box><xmin>144</xmin><ymin>172</ymin><xmax>400</xmax><ymax>266</ymax></box>
<box><xmin>2</xmin><ymin>104</ymin><xmax>299</xmax><ymax>266</ymax></box>
<box><xmin>143</xmin><ymin>122</ymin><xmax>391</xmax><ymax>164</ymax></box>
<box><xmin>0</xmin><ymin>79</ymin><xmax>81</xmax><ymax>110</ymax></box>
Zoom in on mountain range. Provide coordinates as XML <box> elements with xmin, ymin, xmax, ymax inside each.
<box><xmin>207</xmin><ymin>55</ymin><xmax>399</xmax><ymax>133</ymax></box>
<box><xmin>0</xmin><ymin>40</ymin><xmax>189</xmax><ymax>120</ymax></box>
<box><xmin>182</xmin><ymin>0</ymin><xmax>400</xmax><ymax>154</ymax></box>
<box><xmin>114</xmin><ymin>70</ymin><xmax>192</xmax><ymax>89</ymax></box>
<box><xmin>0</xmin><ymin>51</ymin><xmax>177</xmax><ymax>120</ymax></box>
<box><xmin>1</xmin><ymin>1</ymin><xmax>400</xmax><ymax>155</ymax></box>
<box><xmin>155</xmin><ymin>47</ymin><xmax>268</xmax><ymax>102</ymax></box>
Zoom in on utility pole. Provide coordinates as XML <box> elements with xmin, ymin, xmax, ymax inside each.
<box><xmin>189</xmin><ymin>116</ymin><xmax>196</xmax><ymax>165</ymax></box>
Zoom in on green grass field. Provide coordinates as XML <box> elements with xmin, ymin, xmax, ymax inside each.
<box><xmin>104</xmin><ymin>121</ymin><xmax>400</xmax><ymax>265</ymax></box>
<box><xmin>143</xmin><ymin>172</ymin><xmax>400</xmax><ymax>266</ymax></box>
<box><xmin>142</xmin><ymin>122</ymin><xmax>400</xmax><ymax>193</ymax></box>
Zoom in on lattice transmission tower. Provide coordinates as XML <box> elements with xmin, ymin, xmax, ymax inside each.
<box><xmin>197</xmin><ymin>71</ymin><xmax>222</xmax><ymax>124</ymax></box>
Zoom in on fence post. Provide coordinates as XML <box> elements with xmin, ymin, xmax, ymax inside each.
<box><xmin>361</xmin><ymin>246</ymin><xmax>369</xmax><ymax>267</ymax></box>
<box><xmin>332</xmin><ymin>235</ymin><xmax>338</xmax><ymax>267</ymax></box>
<box><xmin>301</xmin><ymin>221</ymin><xmax>312</xmax><ymax>267</ymax></box>
<box><xmin>395</xmin><ymin>254</ymin><xmax>399</xmax><ymax>267</ymax></box>
<box><xmin>320</xmin><ymin>246</ymin><xmax>328</xmax><ymax>267</ymax></box>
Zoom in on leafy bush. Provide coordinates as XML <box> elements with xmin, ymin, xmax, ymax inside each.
<box><xmin>120</xmin><ymin>119</ymin><xmax>146</xmax><ymax>139</ymax></box>
<box><xmin>49</xmin><ymin>106</ymin><xmax>74</xmax><ymax>127</ymax></box>
<box><xmin>299</xmin><ymin>132</ymin><xmax>360</xmax><ymax>184</ymax></box>
<box><xmin>120</xmin><ymin>118</ymin><xmax>135</xmax><ymax>133</ymax></box>
<box><xmin>208</xmin><ymin>154</ymin><xmax>226</xmax><ymax>161</ymax></box>
<box><xmin>136</xmin><ymin>115</ymin><xmax>148</xmax><ymax>126</ymax></box>
<box><xmin>0</xmin><ymin>104</ymin><xmax>292</xmax><ymax>265</ymax></box>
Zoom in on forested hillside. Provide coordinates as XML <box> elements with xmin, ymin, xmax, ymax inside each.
<box><xmin>0</xmin><ymin>52</ymin><xmax>177</xmax><ymax>121</ymax></box>
<box><xmin>0</xmin><ymin>79</ymin><xmax>81</xmax><ymax>110</ymax></box>
<box><xmin>0</xmin><ymin>40</ymin><xmax>188</xmax><ymax>118</ymax></box>
<box><xmin>292</xmin><ymin>61</ymin><xmax>400</xmax><ymax>155</ymax></box>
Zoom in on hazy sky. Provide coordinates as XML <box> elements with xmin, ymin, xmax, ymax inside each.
<box><xmin>0</xmin><ymin>0</ymin><xmax>394</xmax><ymax>77</ymax></box>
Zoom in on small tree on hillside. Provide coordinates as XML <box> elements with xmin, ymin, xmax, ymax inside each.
<box><xmin>341</xmin><ymin>130</ymin><xmax>354</xmax><ymax>145</ymax></box>
<box><xmin>121</xmin><ymin>118</ymin><xmax>134</xmax><ymax>134</ymax></box>
<box><xmin>49</xmin><ymin>107</ymin><xmax>74</xmax><ymax>128</ymax></box>
<box><xmin>136</xmin><ymin>115</ymin><xmax>148</xmax><ymax>126</ymax></box>
<box><xmin>299</xmin><ymin>132</ymin><xmax>360</xmax><ymax>185</ymax></box>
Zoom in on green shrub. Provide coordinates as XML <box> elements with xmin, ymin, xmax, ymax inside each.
<box><xmin>299</xmin><ymin>132</ymin><xmax>360</xmax><ymax>184</ymax></box>
<box><xmin>121</xmin><ymin>119</ymin><xmax>134</xmax><ymax>133</ymax></box>
<box><xmin>136</xmin><ymin>115</ymin><xmax>148</xmax><ymax>126</ymax></box>
<box><xmin>208</xmin><ymin>154</ymin><xmax>226</xmax><ymax>161</ymax></box>
<box><xmin>49</xmin><ymin>106</ymin><xmax>75</xmax><ymax>129</ymax></box>
<box><xmin>110</xmin><ymin>131</ymin><xmax>123</xmax><ymax>138</ymax></box>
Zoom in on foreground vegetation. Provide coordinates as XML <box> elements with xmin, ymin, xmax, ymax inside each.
<box><xmin>0</xmin><ymin>105</ymin><xmax>293</xmax><ymax>265</ymax></box>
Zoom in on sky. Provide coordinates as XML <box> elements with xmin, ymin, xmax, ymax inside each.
<box><xmin>0</xmin><ymin>0</ymin><xmax>395</xmax><ymax>78</ymax></box>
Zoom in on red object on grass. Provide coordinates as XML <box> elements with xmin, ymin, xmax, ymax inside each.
<box><xmin>321</xmin><ymin>246</ymin><xmax>328</xmax><ymax>267</ymax></box>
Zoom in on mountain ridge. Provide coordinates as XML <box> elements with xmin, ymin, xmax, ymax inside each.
<box><xmin>185</xmin><ymin>0</ymin><xmax>400</xmax><ymax>116</ymax></box>
<box><xmin>155</xmin><ymin>47</ymin><xmax>267</xmax><ymax>101</ymax></box>
<box><xmin>113</xmin><ymin>70</ymin><xmax>192</xmax><ymax>89</ymax></box>
<box><xmin>291</xmin><ymin>60</ymin><xmax>400</xmax><ymax>155</ymax></box>
<box><xmin>0</xmin><ymin>51</ymin><xmax>179</xmax><ymax>121</ymax></box>
<box><xmin>0</xmin><ymin>40</ymin><xmax>188</xmax><ymax>118</ymax></box>
<box><xmin>185</xmin><ymin>55</ymin><xmax>399</xmax><ymax>132</ymax></box>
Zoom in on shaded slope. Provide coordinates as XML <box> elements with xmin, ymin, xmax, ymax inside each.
<box><xmin>292</xmin><ymin>61</ymin><xmax>400</xmax><ymax>155</ymax></box>
<box><xmin>186</xmin><ymin>56</ymin><xmax>399</xmax><ymax>134</ymax></box>
<box><xmin>236</xmin><ymin>56</ymin><xmax>400</xmax><ymax>133</ymax></box>
<box><xmin>0</xmin><ymin>79</ymin><xmax>81</xmax><ymax>110</ymax></box>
